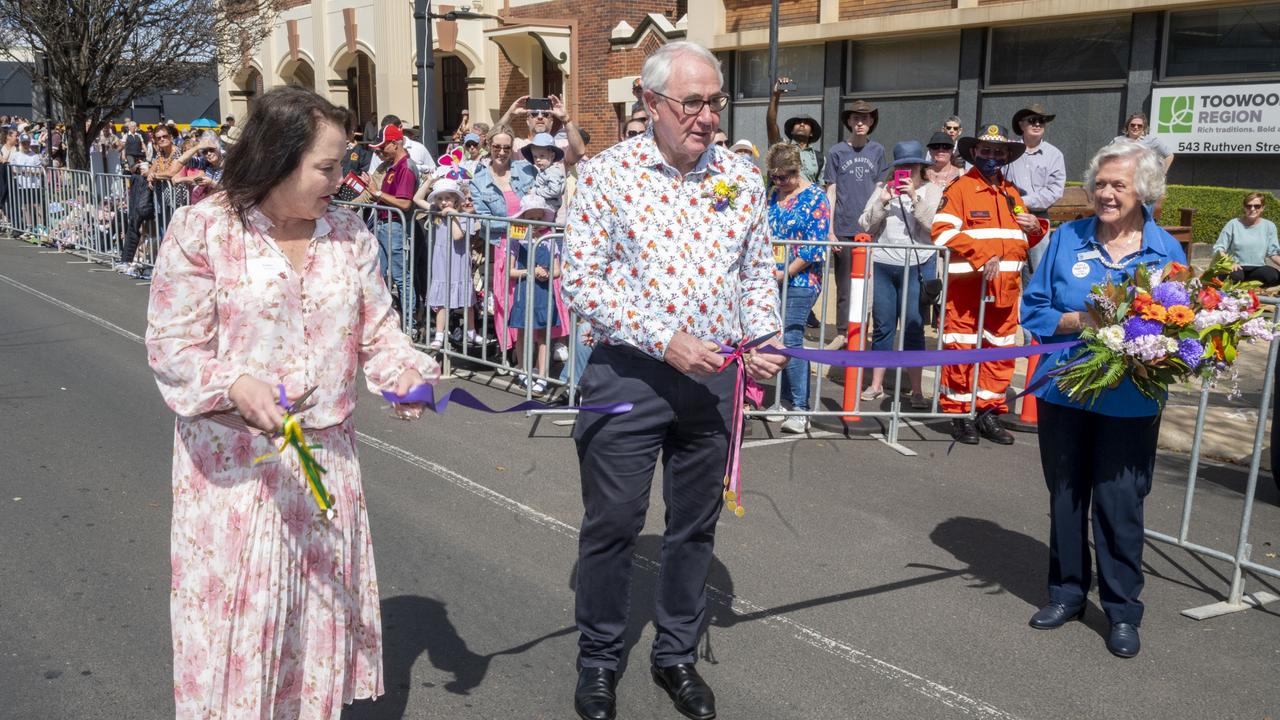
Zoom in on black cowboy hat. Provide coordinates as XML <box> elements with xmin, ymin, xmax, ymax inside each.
<box><xmin>955</xmin><ymin>123</ymin><xmax>1027</xmax><ymax>164</ymax></box>
<box><xmin>1011</xmin><ymin>103</ymin><xmax>1056</xmax><ymax>136</ymax></box>
<box><xmin>784</xmin><ymin>115</ymin><xmax>822</xmax><ymax>143</ymax></box>
<box><xmin>926</xmin><ymin>131</ymin><xmax>954</xmax><ymax>148</ymax></box>
<box><xmin>840</xmin><ymin>100</ymin><xmax>879</xmax><ymax>134</ymax></box>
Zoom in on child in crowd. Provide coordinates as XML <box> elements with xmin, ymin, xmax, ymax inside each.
<box><xmin>507</xmin><ymin>194</ymin><xmax>561</xmax><ymax>395</ymax></box>
<box><xmin>519</xmin><ymin>132</ymin><xmax>565</xmax><ymax>216</ymax></box>
<box><xmin>419</xmin><ymin>178</ymin><xmax>482</xmax><ymax>350</ymax></box>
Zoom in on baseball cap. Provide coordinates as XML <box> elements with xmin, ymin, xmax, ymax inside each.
<box><xmin>369</xmin><ymin>124</ymin><xmax>404</xmax><ymax>149</ymax></box>
<box><xmin>463</xmin><ymin>132</ymin><xmax>481</xmax><ymax>145</ymax></box>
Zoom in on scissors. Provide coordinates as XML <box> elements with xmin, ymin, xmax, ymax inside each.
<box><xmin>283</xmin><ymin>385</ymin><xmax>319</xmax><ymax>416</ymax></box>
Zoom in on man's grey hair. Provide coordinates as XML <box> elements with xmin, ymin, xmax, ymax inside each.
<box><xmin>1084</xmin><ymin>140</ymin><xmax>1166</xmax><ymax>205</ymax></box>
<box><xmin>945</xmin><ymin>115</ymin><xmax>962</xmax><ymax>127</ymax></box>
<box><xmin>640</xmin><ymin>41</ymin><xmax>723</xmax><ymax>96</ymax></box>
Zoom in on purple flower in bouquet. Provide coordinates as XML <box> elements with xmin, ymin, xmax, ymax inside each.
<box><xmin>1123</xmin><ymin>316</ymin><xmax>1163</xmax><ymax>341</ymax></box>
<box><xmin>1178</xmin><ymin>338</ymin><xmax>1205</xmax><ymax>369</ymax></box>
<box><xmin>1151</xmin><ymin>281</ymin><xmax>1189</xmax><ymax>308</ymax></box>
<box><xmin>1241</xmin><ymin>316</ymin><xmax>1276</xmax><ymax>340</ymax></box>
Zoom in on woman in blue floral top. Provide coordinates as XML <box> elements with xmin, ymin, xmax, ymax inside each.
<box><xmin>766</xmin><ymin>143</ymin><xmax>830</xmax><ymax>433</ymax></box>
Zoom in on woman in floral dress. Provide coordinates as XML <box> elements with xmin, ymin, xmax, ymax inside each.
<box><xmin>145</xmin><ymin>87</ymin><xmax>439</xmax><ymax>719</ymax></box>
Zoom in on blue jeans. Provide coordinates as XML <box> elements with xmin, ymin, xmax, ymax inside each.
<box><xmin>871</xmin><ymin>262</ymin><xmax>925</xmax><ymax>352</ymax></box>
<box><xmin>375</xmin><ymin>219</ymin><xmax>413</xmax><ymax>327</ymax></box>
<box><xmin>558</xmin><ymin>320</ymin><xmax>593</xmax><ymax>387</ymax></box>
<box><xmin>779</xmin><ymin>285</ymin><xmax>818</xmax><ymax>410</ymax></box>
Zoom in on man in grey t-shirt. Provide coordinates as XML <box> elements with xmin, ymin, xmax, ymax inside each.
<box><xmin>824</xmin><ymin>100</ymin><xmax>888</xmax><ymax>336</ymax></box>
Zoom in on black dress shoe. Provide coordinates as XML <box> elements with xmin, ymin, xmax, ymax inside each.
<box><xmin>976</xmin><ymin>411</ymin><xmax>1015</xmax><ymax>445</ymax></box>
<box><xmin>1107</xmin><ymin>622</ymin><xmax>1141</xmax><ymax>658</ymax></box>
<box><xmin>1029</xmin><ymin>602</ymin><xmax>1085</xmax><ymax>629</ymax></box>
<box><xmin>574</xmin><ymin>667</ymin><xmax>617</xmax><ymax>720</ymax></box>
<box><xmin>652</xmin><ymin>663</ymin><xmax>716</xmax><ymax>720</ymax></box>
<box><xmin>950</xmin><ymin>418</ymin><xmax>980</xmax><ymax>445</ymax></box>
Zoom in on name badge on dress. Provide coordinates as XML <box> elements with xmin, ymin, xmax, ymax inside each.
<box><xmin>1076</xmin><ymin>249</ymin><xmax>1102</xmax><ymax>261</ymax></box>
<box><xmin>247</xmin><ymin>254</ymin><xmax>290</xmax><ymax>284</ymax></box>
<box><xmin>1071</xmin><ymin>261</ymin><xmax>1091</xmax><ymax>278</ymax></box>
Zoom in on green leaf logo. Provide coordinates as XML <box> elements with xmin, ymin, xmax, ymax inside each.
<box><xmin>1158</xmin><ymin>95</ymin><xmax>1194</xmax><ymax>134</ymax></box>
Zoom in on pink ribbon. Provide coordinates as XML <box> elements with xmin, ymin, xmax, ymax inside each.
<box><xmin>717</xmin><ymin>339</ymin><xmax>766</xmax><ymax>518</ymax></box>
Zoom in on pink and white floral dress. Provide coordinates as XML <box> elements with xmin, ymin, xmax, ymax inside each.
<box><xmin>145</xmin><ymin>196</ymin><xmax>439</xmax><ymax>719</ymax></box>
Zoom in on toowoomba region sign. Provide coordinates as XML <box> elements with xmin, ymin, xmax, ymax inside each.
<box><xmin>1153</xmin><ymin>83</ymin><xmax>1280</xmax><ymax>154</ymax></box>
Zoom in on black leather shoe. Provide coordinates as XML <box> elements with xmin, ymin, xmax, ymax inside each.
<box><xmin>574</xmin><ymin>667</ymin><xmax>617</xmax><ymax>720</ymax></box>
<box><xmin>1029</xmin><ymin>602</ymin><xmax>1085</xmax><ymax>629</ymax></box>
<box><xmin>976</xmin><ymin>411</ymin><xmax>1015</xmax><ymax>445</ymax></box>
<box><xmin>1107</xmin><ymin>622</ymin><xmax>1141</xmax><ymax>658</ymax></box>
<box><xmin>950</xmin><ymin>418</ymin><xmax>980</xmax><ymax>445</ymax></box>
<box><xmin>652</xmin><ymin>663</ymin><xmax>716</xmax><ymax>720</ymax></box>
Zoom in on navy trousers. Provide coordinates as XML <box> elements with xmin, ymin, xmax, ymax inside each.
<box><xmin>572</xmin><ymin>343</ymin><xmax>733</xmax><ymax>670</ymax></box>
<box><xmin>1037</xmin><ymin>401</ymin><xmax>1160</xmax><ymax>625</ymax></box>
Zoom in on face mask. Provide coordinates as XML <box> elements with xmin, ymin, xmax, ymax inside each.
<box><xmin>975</xmin><ymin>157</ymin><xmax>1003</xmax><ymax>176</ymax></box>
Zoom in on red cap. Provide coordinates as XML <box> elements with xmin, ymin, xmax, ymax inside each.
<box><xmin>370</xmin><ymin>124</ymin><xmax>404</xmax><ymax>149</ymax></box>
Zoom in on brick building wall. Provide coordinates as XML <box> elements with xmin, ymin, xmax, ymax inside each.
<box><xmin>496</xmin><ymin>1</ymin><xmax>681</xmax><ymax>150</ymax></box>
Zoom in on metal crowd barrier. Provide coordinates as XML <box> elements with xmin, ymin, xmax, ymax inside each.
<box><xmin>1145</xmin><ymin>297</ymin><xmax>1280</xmax><ymax>620</ymax></box>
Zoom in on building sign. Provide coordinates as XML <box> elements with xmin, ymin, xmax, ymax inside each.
<box><xmin>1153</xmin><ymin>83</ymin><xmax>1280</xmax><ymax>154</ymax></box>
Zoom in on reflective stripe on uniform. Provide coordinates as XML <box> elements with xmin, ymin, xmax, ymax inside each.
<box><xmin>946</xmin><ymin>260</ymin><xmax>1024</xmax><ymax>274</ymax></box>
<box><xmin>982</xmin><ymin>331</ymin><xmax>1018</xmax><ymax>347</ymax></box>
<box><xmin>934</xmin><ymin>213</ymin><xmax>963</xmax><ymax>229</ymax></box>
<box><xmin>934</xmin><ymin>229</ymin><xmax>959</xmax><ymax>246</ymax></box>
<box><xmin>961</xmin><ymin>228</ymin><xmax>1026</xmax><ymax>241</ymax></box>
<box><xmin>976</xmin><ymin>388</ymin><xmax>1006</xmax><ymax>400</ymax></box>
<box><xmin>942</xmin><ymin>332</ymin><xmax>977</xmax><ymax>345</ymax></box>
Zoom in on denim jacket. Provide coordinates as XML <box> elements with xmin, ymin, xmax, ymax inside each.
<box><xmin>470</xmin><ymin>160</ymin><xmax>537</xmax><ymax>243</ymax></box>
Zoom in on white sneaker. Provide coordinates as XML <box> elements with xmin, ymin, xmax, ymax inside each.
<box><xmin>781</xmin><ymin>416</ymin><xmax>810</xmax><ymax>434</ymax></box>
<box><xmin>553</xmin><ymin>343</ymin><xmax>569</xmax><ymax>362</ymax></box>
<box><xmin>532</xmin><ymin>379</ymin><xmax>548</xmax><ymax>395</ymax></box>
<box><xmin>112</xmin><ymin>262</ymin><xmax>129</xmax><ymax>273</ymax></box>
<box><xmin>466</xmin><ymin>330</ymin><xmax>484</xmax><ymax>344</ymax></box>
<box><xmin>429</xmin><ymin>332</ymin><xmax>445</xmax><ymax>350</ymax></box>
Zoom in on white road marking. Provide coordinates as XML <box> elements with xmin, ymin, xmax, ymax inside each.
<box><xmin>1</xmin><ymin>267</ymin><xmax>1025</xmax><ymax>720</ymax></box>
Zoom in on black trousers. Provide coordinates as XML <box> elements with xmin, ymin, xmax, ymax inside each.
<box><xmin>122</xmin><ymin>207</ymin><xmax>152</xmax><ymax>265</ymax></box>
<box><xmin>1038</xmin><ymin>401</ymin><xmax>1160</xmax><ymax>625</ymax></box>
<box><xmin>572</xmin><ymin>343</ymin><xmax>733</xmax><ymax>670</ymax></box>
<box><xmin>1228</xmin><ymin>265</ymin><xmax>1280</xmax><ymax>288</ymax></box>
<box><xmin>833</xmin><ymin>238</ymin><xmax>854</xmax><ymax>335</ymax></box>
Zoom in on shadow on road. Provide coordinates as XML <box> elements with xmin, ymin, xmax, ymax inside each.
<box><xmin>343</xmin><ymin>595</ymin><xmax>575</xmax><ymax>719</ymax></box>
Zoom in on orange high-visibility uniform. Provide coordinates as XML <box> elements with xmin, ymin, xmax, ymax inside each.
<box><xmin>931</xmin><ymin>168</ymin><xmax>1047</xmax><ymax>414</ymax></box>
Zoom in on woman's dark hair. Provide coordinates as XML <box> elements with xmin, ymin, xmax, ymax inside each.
<box><xmin>221</xmin><ymin>86</ymin><xmax>347</xmax><ymax>228</ymax></box>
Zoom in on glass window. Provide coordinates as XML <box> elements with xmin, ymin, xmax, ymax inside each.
<box><xmin>847</xmin><ymin>34</ymin><xmax>960</xmax><ymax>93</ymax></box>
<box><xmin>1166</xmin><ymin>4</ymin><xmax>1280</xmax><ymax>77</ymax></box>
<box><xmin>988</xmin><ymin>18</ymin><xmax>1130</xmax><ymax>86</ymax></box>
<box><xmin>735</xmin><ymin>45</ymin><xmax>824</xmax><ymax>99</ymax></box>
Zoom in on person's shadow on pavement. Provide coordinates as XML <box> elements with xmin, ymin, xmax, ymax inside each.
<box><xmin>343</xmin><ymin>595</ymin><xmax>575</xmax><ymax>719</ymax></box>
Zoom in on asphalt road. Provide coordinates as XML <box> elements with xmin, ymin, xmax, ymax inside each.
<box><xmin>1</xmin><ymin>238</ymin><xmax>1278</xmax><ymax>720</ymax></box>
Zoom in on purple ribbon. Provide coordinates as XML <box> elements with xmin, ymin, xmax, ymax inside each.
<box><xmin>756</xmin><ymin>340</ymin><xmax>1082</xmax><ymax>369</ymax></box>
<box><xmin>382</xmin><ymin>384</ymin><xmax>633</xmax><ymax>415</ymax></box>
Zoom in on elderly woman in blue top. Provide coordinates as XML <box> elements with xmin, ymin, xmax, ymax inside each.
<box><xmin>766</xmin><ymin>142</ymin><xmax>830</xmax><ymax>434</ymax></box>
<box><xmin>1214</xmin><ymin>191</ymin><xmax>1280</xmax><ymax>288</ymax></box>
<box><xmin>1021</xmin><ymin>140</ymin><xmax>1184</xmax><ymax>659</ymax></box>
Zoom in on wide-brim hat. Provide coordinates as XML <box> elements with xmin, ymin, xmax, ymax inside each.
<box><xmin>220</xmin><ymin>125</ymin><xmax>242</xmax><ymax>146</ymax></box>
<box><xmin>729</xmin><ymin>139</ymin><xmax>759</xmax><ymax>158</ymax></box>
<box><xmin>784</xmin><ymin>115</ymin><xmax>822</xmax><ymax>143</ymax></box>
<box><xmin>426</xmin><ymin>178</ymin><xmax>465</xmax><ymax>205</ymax></box>
<box><xmin>956</xmin><ymin>123</ymin><xmax>1026</xmax><ymax>164</ymax></box>
<box><xmin>889</xmin><ymin>140</ymin><xmax>929</xmax><ymax>168</ymax></box>
<box><xmin>1011</xmin><ymin>103</ymin><xmax>1056</xmax><ymax>135</ymax></box>
<box><xmin>840</xmin><ymin>100</ymin><xmax>879</xmax><ymax>134</ymax></box>
<box><xmin>516</xmin><ymin>193</ymin><xmax>554</xmax><ymax>221</ymax></box>
<box><xmin>926</xmin><ymin>131</ymin><xmax>955</xmax><ymax>149</ymax></box>
<box><xmin>520</xmin><ymin>132</ymin><xmax>564</xmax><ymax>164</ymax></box>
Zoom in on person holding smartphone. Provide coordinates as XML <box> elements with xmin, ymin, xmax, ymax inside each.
<box><xmin>856</xmin><ymin>141</ymin><xmax>941</xmax><ymax>408</ymax></box>
<box><xmin>497</xmin><ymin>94</ymin><xmax>586</xmax><ymax>166</ymax></box>
<box><xmin>766</xmin><ymin>75</ymin><xmax>824</xmax><ymax>184</ymax></box>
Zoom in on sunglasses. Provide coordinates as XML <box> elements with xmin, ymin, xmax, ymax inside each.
<box><xmin>1024</xmin><ymin>116</ymin><xmax>1048</xmax><ymax>125</ymax></box>
<box><xmin>489</xmin><ymin>143</ymin><xmax>512</xmax><ymax>151</ymax></box>
<box><xmin>1127</xmin><ymin>123</ymin><xmax>1145</xmax><ymax>129</ymax></box>
<box><xmin>944</xmin><ymin>125</ymin><xmax>960</xmax><ymax>131</ymax></box>
<box><xmin>1245</xmin><ymin>203</ymin><xmax>1264</xmax><ymax>209</ymax></box>
<box><xmin>768</xmin><ymin>171</ymin><xmax>798</xmax><ymax>183</ymax></box>
<box><xmin>529</xmin><ymin>110</ymin><xmax>551</xmax><ymax>118</ymax></box>
<box><xmin>625</xmin><ymin>130</ymin><xmax>643</xmax><ymax>138</ymax></box>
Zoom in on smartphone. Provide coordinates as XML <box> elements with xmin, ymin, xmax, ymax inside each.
<box><xmin>526</xmin><ymin>97</ymin><xmax>552</xmax><ymax>112</ymax></box>
<box><xmin>777</xmin><ymin>79</ymin><xmax>796</xmax><ymax>93</ymax></box>
<box><xmin>891</xmin><ymin>168</ymin><xmax>911</xmax><ymax>195</ymax></box>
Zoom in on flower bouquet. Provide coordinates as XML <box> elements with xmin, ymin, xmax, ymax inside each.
<box><xmin>1055</xmin><ymin>253</ymin><xmax>1275</xmax><ymax>406</ymax></box>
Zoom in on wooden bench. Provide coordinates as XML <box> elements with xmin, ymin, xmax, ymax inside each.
<box><xmin>1047</xmin><ymin>188</ymin><xmax>1195</xmax><ymax>258</ymax></box>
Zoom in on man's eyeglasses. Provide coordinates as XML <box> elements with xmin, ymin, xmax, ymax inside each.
<box><xmin>1245</xmin><ymin>203</ymin><xmax>1264</xmax><ymax>209</ymax></box>
<box><xmin>651</xmin><ymin>90</ymin><xmax>730</xmax><ymax>116</ymax></box>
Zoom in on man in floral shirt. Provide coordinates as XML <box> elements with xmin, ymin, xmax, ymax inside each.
<box><xmin>562</xmin><ymin>40</ymin><xmax>785</xmax><ymax>720</ymax></box>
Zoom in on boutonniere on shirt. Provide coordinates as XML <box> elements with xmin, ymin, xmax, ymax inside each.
<box><xmin>1013</xmin><ymin>204</ymin><xmax>1025</xmax><ymax>214</ymax></box>
<box><xmin>709</xmin><ymin>179</ymin><xmax>740</xmax><ymax>212</ymax></box>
